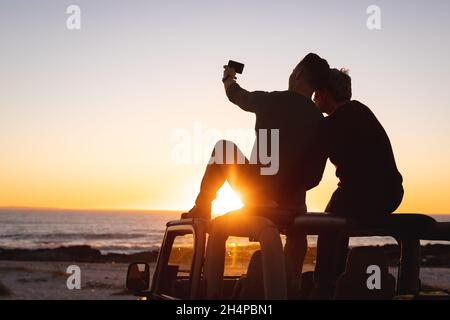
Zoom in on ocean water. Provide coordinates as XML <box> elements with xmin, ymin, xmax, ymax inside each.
<box><xmin>0</xmin><ymin>209</ymin><xmax>449</xmax><ymax>254</ymax></box>
<box><xmin>0</xmin><ymin>209</ymin><xmax>181</xmax><ymax>254</ymax></box>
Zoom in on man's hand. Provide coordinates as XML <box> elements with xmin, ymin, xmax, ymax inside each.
<box><xmin>223</xmin><ymin>65</ymin><xmax>237</xmax><ymax>90</ymax></box>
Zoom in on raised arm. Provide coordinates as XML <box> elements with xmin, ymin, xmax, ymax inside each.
<box><xmin>222</xmin><ymin>65</ymin><xmax>272</xmax><ymax>113</ymax></box>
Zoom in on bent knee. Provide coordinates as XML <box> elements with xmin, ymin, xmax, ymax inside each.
<box><xmin>214</xmin><ymin>140</ymin><xmax>237</xmax><ymax>149</ymax></box>
<box><xmin>211</xmin><ymin>140</ymin><xmax>238</xmax><ymax>159</ymax></box>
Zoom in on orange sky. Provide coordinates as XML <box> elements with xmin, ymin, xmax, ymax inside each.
<box><xmin>1</xmin><ymin>1</ymin><xmax>450</xmax><ymax>214</ymax></box>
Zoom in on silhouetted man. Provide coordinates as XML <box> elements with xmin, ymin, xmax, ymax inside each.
<box><xmin>182</xmin><ymin>53</ymin><xmax>330</xmax><ymax>284</ymax></box>
<box><xmin>311</xmin><ymin>68</ymin><xmax>404</xmax><ymax>299</ymax></box>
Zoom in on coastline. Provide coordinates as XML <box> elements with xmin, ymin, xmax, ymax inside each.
<box><xmin>0</xmin><ymin>245</ymin><xmax>159</xmax><ymax>264</ymax></box>
<box><xmin>1</xmin><ymin>243</ymin><xmax>449</xmax><ymax>267</ymax></box>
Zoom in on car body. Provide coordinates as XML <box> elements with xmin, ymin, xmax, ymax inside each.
<box><xmin>126</xmin><ymin>211</ymin><xmax>450</xmax><ymax>300</ymax></box>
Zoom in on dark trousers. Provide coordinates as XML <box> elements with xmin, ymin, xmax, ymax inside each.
<box><xmin>196</xmin><ymin>140</ymin><xmax>307</xmax><ymax>292</ymax></box>
<box><xmin>314</xmin><ymin>186</ymin><xmax>404</xmax><ymax>297</ymax></box>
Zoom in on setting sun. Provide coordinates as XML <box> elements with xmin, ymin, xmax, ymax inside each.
<box><xmin>211</xmin><ymin>182</ymin><xmax>244</xmax><ymax>217</ymax></box>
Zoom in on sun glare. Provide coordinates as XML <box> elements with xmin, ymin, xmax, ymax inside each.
<box><xmin>211</xmin><ymin>182</ymin><xmax>244</xmax><ymax>217</ymax></box>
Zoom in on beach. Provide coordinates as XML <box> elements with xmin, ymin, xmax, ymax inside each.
<box><xmin>0</xmin><ymin>260</ymin><xmax>137</xmax><ymax>300</ymax></box>
<box><xmin>1</xmin><ymin>260</ymin><xmax>449</xmax><ymax>300</ymax></box>
<box><xmin>1</xmin><ymin>243</ymin><xmax>449</xmax><ymax>299</ymax></box>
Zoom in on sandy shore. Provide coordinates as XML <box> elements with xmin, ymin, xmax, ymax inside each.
<box><xmin>0</xmin><ymin>260</ymin><xmax>152</xmax><ymax>300</ymax></box>
<box><xmin>1</xmin><ymin>260</ymin><xmax>448</xmax><ymax>299</ymax></box>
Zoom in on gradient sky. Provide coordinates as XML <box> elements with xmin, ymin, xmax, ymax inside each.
<box><xmin>0</xmin><ymin>0</ymin><xmax>450</xmax><ymax>213</ymax></box>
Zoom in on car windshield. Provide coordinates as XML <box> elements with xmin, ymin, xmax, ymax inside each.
<box><xmin>168</xmin><ymin>233</ymin><xmax>194</xmax><ymax>277</ymax></box>
<box><xmin>223</xmin><ymin>236</ymin><xmax>261</xmax><ymax>277</ymax></box>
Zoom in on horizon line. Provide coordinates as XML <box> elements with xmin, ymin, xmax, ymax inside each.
<box><xmin>0</xmin><ymin>206</ymin><xmax>183</xmax><ymax>213</ymax></box>
<box><xmin>0</xmin><ymin>206</ymin><xmax>449</xmax><ymax>215</ymax></box>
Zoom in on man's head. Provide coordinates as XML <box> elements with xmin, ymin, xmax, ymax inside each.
<box><xmin>289</xmin><ymin>53</ymin><xmax>330</xmax><ymax>96</ymax></box>
<box><xmin>314</xmin><ymin>68</ymin><xmax>352</xmax><ymax>115</ymax></box>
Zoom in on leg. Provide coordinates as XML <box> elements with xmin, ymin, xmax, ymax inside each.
<box><xmin>284</xmin><ymin>230</ymin><xmax>307</xmax><ymax>298</ymax></box>
<box><xmin>188</xmin><ymin>140</ymin><xmax>262</xmax><ymax>218</ymax></box>
<box><xmin>313</xmin><ymin>231</ymin><xmax>349</xmax><ymax>299</ymax></box>
<box><xmin>312</xmin><ymin>189</ymin><xmax>350</xmax><ymax>299</ymax></box>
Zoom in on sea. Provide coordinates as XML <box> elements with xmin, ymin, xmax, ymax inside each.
<box><xmin>0</xmin><ymin>209</ymin><xmax>449</xmax><ymax>254</ymax></box>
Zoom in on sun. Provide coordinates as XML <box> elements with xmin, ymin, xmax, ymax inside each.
<box><xmin>211</xmin><ymin>182</ymin><xmax>244</xmax><ymax>217</ymax></box>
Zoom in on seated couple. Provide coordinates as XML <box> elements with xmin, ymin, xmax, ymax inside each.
<box><xmin>181</xmin><ymin>53</ymin><xmax>404</xmax><ymax>299</ymax></box>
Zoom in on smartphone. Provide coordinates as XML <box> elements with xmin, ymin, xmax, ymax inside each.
<box><xmin>228</xmin><ymin>60</ymin><xmax>245</xmax><ymax>74</ymax></box>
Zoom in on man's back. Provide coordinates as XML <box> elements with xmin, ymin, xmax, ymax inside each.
<box><xmin>227</xmin><ymin>84</ymin><xmax>325</xmax><ymax>208</ymax></box>
<box><xmin>322</xmin><ymin>100</ymin><xmax>403</xmax><ymax>197</ymax></box>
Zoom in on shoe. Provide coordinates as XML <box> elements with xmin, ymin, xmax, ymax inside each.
<box><xmin>181</xmin><ymin>206</ymin><xmax>211</xmax><ymax>220</ymax></box>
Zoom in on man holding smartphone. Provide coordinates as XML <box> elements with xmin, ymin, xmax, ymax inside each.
<box><xmin>182</xmin><ymin>54</ymin><xmax>330</xmax><ymax>292</ymax></box>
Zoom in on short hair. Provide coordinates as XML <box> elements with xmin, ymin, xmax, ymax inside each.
<box><xmin>327</xmin><ymin>68</ymin><xmax>352</xmax><ymax>102</ymax></box>
<box><xmin>297</xmin><ymin>53</ymin><xmax>330</xmax><ymax>90</ymax></box>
